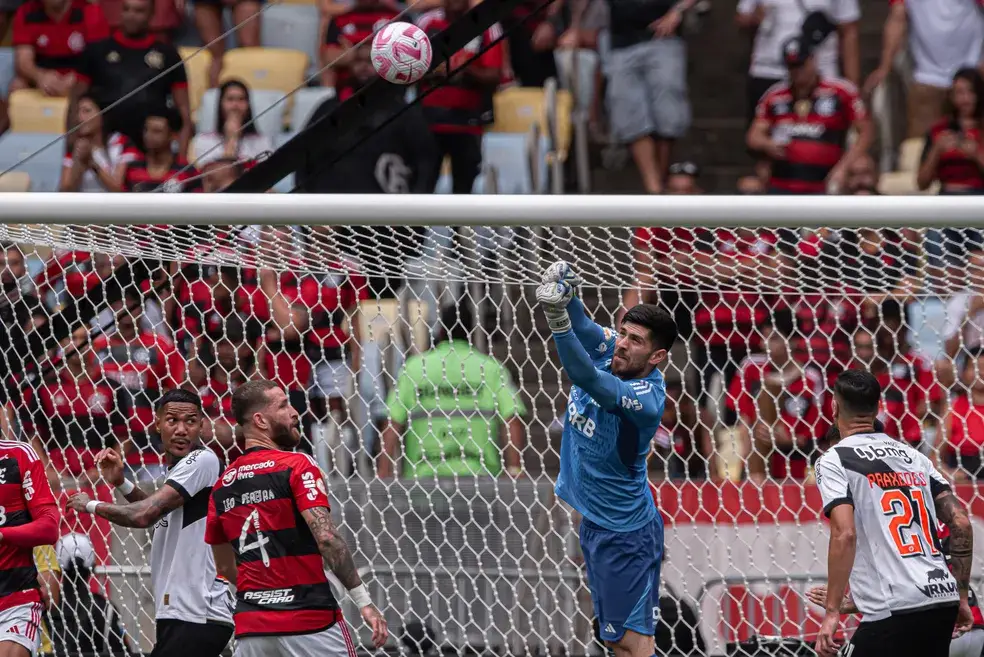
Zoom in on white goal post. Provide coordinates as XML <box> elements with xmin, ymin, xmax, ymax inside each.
<box><xmin>2</xmin><ymin>198</ymin><xmax>984</xmax><ymax>656</ymax></box>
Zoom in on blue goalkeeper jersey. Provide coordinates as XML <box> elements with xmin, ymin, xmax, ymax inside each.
<box><xmin>554</xmin><ymin>325</ymin><xmax>666</xmax><ymax>533</ymax></box>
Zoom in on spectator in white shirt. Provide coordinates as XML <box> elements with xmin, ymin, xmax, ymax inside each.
<box><xmin>59</xmin><ymin>94</ymin><xmax>137</xmax><ymax>192</ymax></box>
<box><xmin>190</xmin><ymin>79</ymin><xmax>273</xmax><ymax>169</ymax></box>
<box><xmin>737</xmin><ymin>0</ymin><xmax>860</xmax><ymax>124</ymax></box>
<box><xmin>937</xmin><ymin>242</ymin><xmax>984</xmax><ymax>387</ymax></box>
<box><xmin>864</xmin><ymin>0</ymin><xmax>984</xmax><ymax>139</ymax></box>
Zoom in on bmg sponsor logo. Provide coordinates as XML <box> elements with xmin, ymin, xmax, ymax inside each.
<box><xmin>852</xmin><ymin>443</ymin><xmax>913</xmax><ymax>466</ymax></box>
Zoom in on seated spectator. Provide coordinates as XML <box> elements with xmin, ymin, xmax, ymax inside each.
<box><xmin>59</xmin><ymin>95</ymin><xmax>139</xmax><ymax>192</ymax></box>
<box><xmin>736</xmin><ymin>174</ymin><xmax>765</xmax><ymax>194</ymax></box>
<box><xmin>380</xmin><ymin>303</ymin><xmax>527</xmax><ymax>478</ymax></box>
<box><xmin>86</xmin><ymin>292</ymin><xmax>186</xmax><ymax>476</ymax></box>
<box><xmin>652</xmin><ymin>379</ymin><xmax>712</xmax><ymax>480</ymax></box>
<box><xmin>68</xmin><ymin>0</ymin><xmax>191</xmax><ymax>156</ymax></box>
<box><xmin>190</xmin><ymin>79</ymin><xmax>273</xmax><ymax>169</ymax></box>
<box><xmin>417</xmin><ymin>0</ymin><xmax>503</xmax><ymax>194</ymax></box>
<box><xmin>121</xmin><ymin>109</ymin><xmax>203</xmax><ymax>192</ymax></box>
<box><xmin>26</xmin><ymin>350</ymin><xmax>125</xmax><ymax>484</ymax></box>
<box><xmin>605</xmin><ymin>0</ymin><xmax>696</xmax><ymax>193</ymax></box>
<box><xmin>736</xmin><ymin>0</ymin><xmax>860</xmax><ymax>124</ymax></box>
<box><xmin>320</xmin><ymin>0</ymin><xmax>398</xmax><ymax>90</ymax></box>
<box><xmin>197</xmin><ymin>316</ymin><xmax>255</xmax><ymax>463</ymax></box>
<box><xmin>201</xmin><ymin>158</ymin><xmax>245</xmax><ymax>192</ymax></box>
<box><xmin>665</xmin><ymin>160</ymin><xmax>701</xmax><ymax>194</ymax></box>
<box><xmin>940</xmin><ymin>348</ymin><xmax>984</xmax><ymax>481</ymax></box>
<box><xmin>865</xmin><ymin>0</ymin><xmax>984</xmax><ymax>140</ymax></box>
<box><xmin>11</xmin><ymin>0</ymin><xmax>108</xmax><ymax>95</ymax></box>
<box><xmin>728</xmin><ymin>309</ymin><xmax>828</xmax><ymax>481</ymax></box>
<box><xmin>192</xmin><ymin>0</ymin><xmax>260</xmax><ymax>87</ymax></box>
<box><xmin>918</xmin><ymin>68</ymin><xmax>984</xmax><ymax>194</ymax></box>
<box><xmin>747</xmin><ymin>36</ymin><xmax>871</xmax><ymax>194</ymax></box>
<box><xmin>844</xmin><ymin>152</ymin><xmax>877</xmax><ymax>194</ymax></box>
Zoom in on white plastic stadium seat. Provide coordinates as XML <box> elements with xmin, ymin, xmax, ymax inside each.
<box><xmin>289</xmin><ymin>87</ymin><xmax>335</xmax><ymax>131</ymax></box>
<box><xmin>481</xmin><ymin>133</ymin><xmax>533</xmax><ymax>194</ymax></box>
<box><xmin>196</xmin><ymin>88</ymin><xmax>287</xmax><ymax>138</ymax></box>
<box><xmin>0</xmin><ymin>48</ymin><xmax>14</xmax><ymax>97</ymax></box>
<box><xmin>261</xmin><ymin>4</ymin><xmax>321</xmax><ymax>79</ymax></box>
<box><xmin>0</xmin><ymin>132</ymin><xmax>65</xmax><ymax>191</ymax></box>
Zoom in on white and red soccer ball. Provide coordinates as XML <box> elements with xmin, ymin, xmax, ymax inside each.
<box><xmin>371</xmin><ymin>21</ymin><xmax>433</xmax><ymax>85</ymax></box>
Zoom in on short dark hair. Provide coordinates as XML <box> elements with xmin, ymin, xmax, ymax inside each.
<box><xmin>763</xmin><ymin>307</ymin><xmax>795</xmax><ymax>337</ymax></box>
<box><xmin>156</xmin><ymin>388</ymin><xmax>202</xmax><ymax>412</ymax></box>
<box><xmin>231</xmin><ymin>380</ymin><xmax>280</xmax><ymax>426</ymax></box>
<box><xmin>834</xmin><ymin>369</ymin><xmax>881</xmax><ymax>416</ymax></box>
<box><xmin>880</xmin><ymin>298</ymin><xmax>904</xmax><ymax>326</ymax></box>
<box><xmin>145</xmin><ymin>106</ymin><xmax>182</xmax><ymax>133</ymax></box>
<box><xmin>622</xmin><ymin>304</ymin><xmax>677</xmax><ymax>351</ymax></box>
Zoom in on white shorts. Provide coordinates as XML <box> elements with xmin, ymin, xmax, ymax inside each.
<box><xmin>0</xmin><ymin>602</ymin><xmax>43</xmax><ymax>656</ymax></box>
<box><xmin>951</xmin><ymin>628</ymin><xmax>984</xmax><ymax>657</ymax></box>
<box><xmin>312</xmin><ymin>360</ymin><xmax>353</xmax><ymax>400</ymax></box>
<box><xmin>235</xmin><ymin>621</ymin><xmax>357</xmax><ymax>657</ymax></box>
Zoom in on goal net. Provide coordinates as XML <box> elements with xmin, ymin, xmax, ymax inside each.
<box><xmin>1</xmin><ymin>221</ymin><xmax>981</xmax><ymax>656</ymax></box>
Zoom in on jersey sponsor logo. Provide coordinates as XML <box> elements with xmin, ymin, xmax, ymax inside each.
<box><xmin>926</xmin><ymin>567</ymin><xmax>949</xmax><ymax>583</ymax></box>
<box><xmin>300</xmin><ymin>471</ymin><xmax>325</xmax><ymax>502</ymax></box>
<box><xmin>814</xmin><ymin>96</ymin><xmax>836</xmax><ymax>117</ymax></box>
<box><xmin>22</xmin><ymin>471</ymin><xmax>34</xmax><ymax>501</ymax></box>
<box><xmin>604</xmin><ymin>623</ymin><xmax>615</xmax><ymax>635</ymax></box>
<box><xmin>242</xmin><ymin>588</ymin><xmax>296</xmax><ymax>605</ymax></box>
<box><xmin>567</xmin><ymin>401</ymin><xmax>596</xmax><ymax>437</ymax></box>
<box><xmin>785</xmin><ymin>123</ymin><xmax>826</xmax><ymax>139</ymax></box>
<box><xmin>67</xmin><ymin>30</ymin><xmax>84</xmax><ymax>52</ymax></box>
<box><xmin>918</xmin><ymin>568</ymin><xmax>958</xmax><ymax>599</ymax></box>
<box><xmin>852</xmin><ymin>443</ymin><xmax>913</xmax><ymax>466</ymax></box>
<box><xmin>221</xmin><ymin>460</ymin><xmax>277</xmax><ymax>486</ymax></box>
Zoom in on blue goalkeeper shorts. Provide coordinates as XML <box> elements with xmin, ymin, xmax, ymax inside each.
<box><xmin>580</xmin><ymin>515</ymin><xmax>664</xmax><ymax>642</ymax></box>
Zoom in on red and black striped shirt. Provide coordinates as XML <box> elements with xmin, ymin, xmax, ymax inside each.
<box><xmin>0</xmin><ymin>441</ymin><xmax>57</xmax><ymax>612</ymax></box>
<box><xmin>324</xmin><ymin>5</ymin><xmax>398</xmax><ymax>90</ymax></box>
<box><xmin>121</xmin><ymin>156</ymin><xmax>202</xmax><ymax>193</ymax></box>
<box><xmin>922</xmin><ymin>119</ymin><xmax>984</xmax><ymax>191</ymax></box>
<box><xmin>756</xmin><ymin>77</ymin><xmax>866</xmax><ymax>194</ymax></box>
<box><xmin>206</xmin><ymin>448</ymin><xmax>341</xmax><ymax>638</ymax></box>
<box><xmin>12</xmin><ymin>0</ymin><xmax>109</xmax><ymax>75</ymax></box>
<box><xmin>417</xmin><ymin>11</ymin><xmax>503</xmax><ymax>135</ymax></box>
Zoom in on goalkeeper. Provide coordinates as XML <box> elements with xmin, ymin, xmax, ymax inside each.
<box><xmin>536</xmin><ymin>262</ymin><xmax>677</xmax><ymax>657</ymax></box>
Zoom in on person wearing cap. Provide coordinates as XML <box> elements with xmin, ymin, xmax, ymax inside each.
<box><xmin>46</xmin><ymin>533</ymin><xmax>132</xmax><ymax>656</ymax></box>
<box><xmin>746</xmin><ymin>35</ymin><xmax>872</xmax><ymax>194</ymax></box>
<box><xmin>665</xmin><ymin>161</ymin><xmax>702</xmax><ymax>195</ymax></box>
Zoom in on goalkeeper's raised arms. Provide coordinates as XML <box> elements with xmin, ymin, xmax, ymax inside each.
<box><xmin>535</xmin><ymin>281</ymin><xmax>575</xmax><ymax>333</ymax></box>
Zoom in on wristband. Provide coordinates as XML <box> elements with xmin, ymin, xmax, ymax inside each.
<box><xmin>349</xmin><ymin>583</ymin><xmax>372</xmax><ymax>608</ymax></box>
<box><xmin>116</xmin><ymin>479</ymin><xmax>135</xmax><ymax>496</ymax></box>
<box><xmin>84</xmin><ymin>500</ymin><xmax>102</xmax><ymax>515</ymax></box>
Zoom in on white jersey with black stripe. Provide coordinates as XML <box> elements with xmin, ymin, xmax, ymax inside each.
<box><xmin>151</xmin><ymin>448</ymin><xmax>234</xmax><ymax>626</ymax></box>
<box><xmin>815</xmin><ymin>433</ymin><xmax>959</xmax><ymax>622</ymax></box>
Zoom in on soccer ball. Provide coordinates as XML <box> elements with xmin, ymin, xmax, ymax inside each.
<box><xmin>371</xmin><ymin>21</ymin><xmax>433</xmax><ymax>85</ymax></box>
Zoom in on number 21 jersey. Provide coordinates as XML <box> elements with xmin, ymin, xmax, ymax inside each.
<box><xmin>816</xmin><ymin>433</ymin><xmax>958</xmax><ymax>621</ymax></box>
<box><xmin>205</xmin><ymin>447</ymin><xmax>342</xmax><ymax>638</ymax></box>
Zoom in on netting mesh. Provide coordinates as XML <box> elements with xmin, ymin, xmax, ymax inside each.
<box><xmin>2</xmin><ymin>223</ymin><xmax>983</xmax><ymax>656</ymax></box>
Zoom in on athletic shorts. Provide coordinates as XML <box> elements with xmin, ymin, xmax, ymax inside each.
<box><xmin>0</xmin><ymin>601</ymin><xmax>43</xmax><ymax>656</ymax></box>
<box><xmin>235</xmin><ymin>621</ymin><xmax>358</xmax><ymax>657</ymax></box>
<box><xmin>950</xmin><ymin>627</ymin><xmax>984</xmax><ymax>657</ymax></box>
<box><xmin>152</xmin><ymin>619</ymin><xmax>234</xmax><ymax>657</ymax></box>
<box><xmin>580</xmin><ymin>515</ymin><xmax>664</xmax><ymax>642</ymax></box>
<box><xmin>846</xmin><ymin>604</ymin><xmax>958</xmax><ymax>657</ymax></box>
<box><xmin>311</xmin><ymin>360</ymin><xmax>353</xmax><ymax>400</ymax></box>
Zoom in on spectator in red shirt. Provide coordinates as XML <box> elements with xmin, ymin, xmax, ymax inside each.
<box><xmin>728</xmin><ymin>309</ymin><xmax>829</xmax><ymax>481</ymax></box>
<box><xmin>417</xmin><ymin>0</ymin><xmax>503</xmax><ymax>194</ymax></box>
<box><xmin>940</xmin><ymin>348</ymin><xmax>984</xmax><ymax>481</ymax></box>
<box><xmin>59</xmin><ymin>95</ymin><xmax>139</xmax><ymax>192</ymax></box>
<box><xmin>121</xmin><ymin>109</ymin><xmax>203</xmax><ymax>192</ymax></box>
<box><xmin>10</xmin><ymin>0</ymin><xmax>108</xmax><ymax>95</ymax></box>
<box><xmin>86</xmin><ymin>292</ymin><xmax>186</xmax><ymax>476</ymax></box>
<box><xmin>918</xmin><ymin>68</ymin><xmax>984</xmax><ymax>194</ymax></box>
<box><xmin>320</xmin><ymin>0</ymin><xmax>398</xmax><ymax>90</ymax></box>
<box><xmin>746</xmin><ymin>36</ymin><xmax>872</xmax><ymax>194</ymax></box>
<box><xmin>651</xmin><ymin>379</ymin><xmax>713</xmax><ymax>480</ymax></box>
<box><xmin>197</xmin><ymin>317</ymin><xmax>254</xmax><ymax>464</ymax></box>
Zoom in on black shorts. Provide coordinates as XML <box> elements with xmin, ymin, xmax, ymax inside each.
<box><xmin>152</xmin><ymin>619</ymin><xmax>234</xmax><ymax>657</ymax></box>
<box><xmin>847</xmin><ymin>604</ymin><xmax>958</xmax><ymax>657</ymax></box>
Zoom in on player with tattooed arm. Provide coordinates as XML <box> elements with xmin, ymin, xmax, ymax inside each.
<box><xmin>815</xmin><ymin>370</ymin><xmax>974</xmax><ymax>657</ymax></box>
<box><xmin>205</xmin><ymin>380</ymin><xmax>388</xmax><ymax>657</ymax></box>
<box><xmin>536</xmin><ymin>261</ymin><xmax>677</xmax><ymax>657</ymax></box>
<box><xmin>67</xmin><ymin>389</ymin><xmax>234</xmax><ymax>657</ymax></box>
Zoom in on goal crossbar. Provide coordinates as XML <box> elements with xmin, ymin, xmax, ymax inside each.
<box><xmin>1</xmin><ymin>193</ymin><xmax>982</xmax><ymax>226</ymax></box>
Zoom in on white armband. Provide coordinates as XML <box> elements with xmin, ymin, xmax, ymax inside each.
<box><xmin>85</xmin><ymin>500</ymin><xmax>103</xmax><ymax>514</ymax></box>
<box><xmin>116</xmin><ymin>479</ymin><xmax>136</xmax><ymax>496</ymax></box>
<box><xmin>349</xmin><ymin>584</ymin><xmax>372</xmax><ymax>608</ymax></box>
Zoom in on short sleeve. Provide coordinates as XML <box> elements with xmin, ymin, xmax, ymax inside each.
<box><xmin>754</xmin><ymin>94</ymin><xmax>773</xmax><ymax>123</ymax></box>
<box><xmin>324</xmin><ymin>19</ymin><xmax>341</xmax><ymax>46</ymax></box>
<box><xmin>164</xmin><ymin>45</ymin><xmax>188</xmax><ymax>89</ymax></box>
<box><xmin>21</xmin><ymin>446</ymin><xmax>56</xmax><ymax>512</ymax></box>
<box><xmin>289</xmin><ymin>454</ymin><xmax>330</xmax><ymax>512</ymax></box>
<box><xmin>478</xmin><ymin>26</ymin><xmax>504</xmax><ymax>69</ymax></box>
<box><xmin>204</xmin><ymin>492</ymin><xmax>226</xmax><ymax>545</ymax></box>
<box><xmin>12</xmin><ymin>6</ymin><xmax>33</xmax><ymax>47</ymax></box>
<box><xmin>816</xmin><ymin>451</ymin><xmax>853</xmax><ymax>517</ymax></box>
<box><xmin>165</xmin><ymin>449</ymin><xmax>220</xmax><ymax>502</ymax></box>
<box><xmin>830</xmin><ymin>0</ymin><xmax>860</xmax><ymax>24</ymax></box>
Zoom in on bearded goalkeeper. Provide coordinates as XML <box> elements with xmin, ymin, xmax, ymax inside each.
<box><xmin>536</xmin><ymin>262</ymin><xmax>677</xmax><ymax>657</ymax></box>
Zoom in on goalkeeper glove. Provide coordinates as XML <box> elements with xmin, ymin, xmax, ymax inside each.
<box><xmin>541</xmin><ymin>261</ymin><xmax>583</xmax><ymax>291</ymax></box>
<box><xmin>536</xmin><ymin>281</ymin><xmax>574</xmax><ymax>333</ymax></box>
